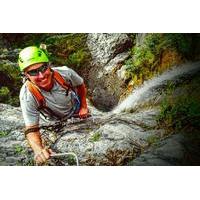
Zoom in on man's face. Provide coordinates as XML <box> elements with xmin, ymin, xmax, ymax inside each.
<box><xmin>25</xmin><ymin>63</ymin><xmax>53</xmax><ymax>90</ymax></box>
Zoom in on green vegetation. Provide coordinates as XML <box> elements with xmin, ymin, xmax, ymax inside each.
<box><xmin>125</xmin><ymin>34</ymin><xmax>196</xmax><ymax>89</ymax></box>
<box><xmin>65</xmin><ymin>154</ymin><xmax>78</xmax><ymax>166</ymax></box>
<box><xmin>0</xmin><ymin>87</ymin><xmax>10</xmax><ymax>101</ymax></box>
<box><xmin>0</xmin><ymin>33</ymin><xmax>54</xmax><ymax>49</ymax></box>
<box><xmin>158</xmin><ymin>94</ymin><xmax>200</xmax><ymax>131</ymax></box>
<box><xmin>0</xmin><ymin>131</ymin><xmax>9</xmax><ymax>137</ymax></box>
<box><xmin>146</xmin><ymin>135</ymin><xmax>160</xmax><ymax>146</ymax></box>
<box><xmin>14</xmin><ymin>144</ymin><xmax>25</xmax><ymax>154</ymax></box>
<box><xmin>163</xmin><ymin>34</ymin><xmax>193</xmax><ymax>57</ymax></box>
<box><xmin>16</xmin><ymin>158</ymin><xmax>35</xmax><ymax>166</ymax></box>
<box><xmin>157</xmin><ymin>78</ymin><xmax>200</xmax><ymax>132</ymax></box>
<box><xmin>45</xmin><ymin>34</ymin><xmax>91</xmax><ymax>69</ymax></box>
<box><xmin>0</xmin><ymin>61</ymin><xmax>22</xmax><ymax>106</ymax></box>
<box><xmin>25</xmin><ymin>158</ymin><xmax>35</xmax><ymax>166</ymax></box>
<box><xmin>50</xmin><ymin>154</ymin><xmax>78</xmax><ymax>166</ymax></box>
<box><xmin>89</xmin><ymin>132</ymin><xmax>101</xmax><ymax>142</ymax></box>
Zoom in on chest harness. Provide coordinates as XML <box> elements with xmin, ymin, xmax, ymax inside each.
<box><xmin>26</xmin><ymin>70</ymin><xmax>81</xmax><ymax>120</ymax></box>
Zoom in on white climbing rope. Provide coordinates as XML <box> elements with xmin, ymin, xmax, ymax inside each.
<box><xmin>50</xmin><ymin>152</ymin><xmax>79</xmax><ymax>166</ymax></box>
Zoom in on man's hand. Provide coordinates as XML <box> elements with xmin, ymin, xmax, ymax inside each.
<box><xmin>78</xmin><ymin>107</ymin><xmax>89</xmax><ymax>119</ymax></box>
<box><xmin>24</xmin><ymin>128</ymin><xmax>51</xmax><ymax>165</ymax></box>
<box><xmin>76</xmin><ymin>83</ymin><xmax>89</xmax><ymax>119</ymax></box>
<box><xmin>34</xmin><ymin>148</ymin><xmax>53</xmax><ymax>165</ymax></box>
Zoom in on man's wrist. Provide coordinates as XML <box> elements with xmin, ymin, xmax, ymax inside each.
<box><xmin>24</xmin><ymin>127</ymin><xmax>40</xmax><ymax>137</ymax></box>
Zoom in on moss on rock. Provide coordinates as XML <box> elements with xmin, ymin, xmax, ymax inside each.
<box><xmin>45</xmin><ymin>33</ymin><xmax>91</xmax><ymax>70</ymax></box>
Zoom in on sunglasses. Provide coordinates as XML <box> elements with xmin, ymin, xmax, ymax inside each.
<box><xmin>27</xmin><ymin>63</ymin><xmax>49</xmax><ymax>76</ymax></box>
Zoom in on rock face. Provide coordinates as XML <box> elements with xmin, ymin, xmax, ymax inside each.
<box><xmin>52</xmin><ymin>108</ymin><xmax>162</xmax><ymax>165</ymax></box>
<box><xmin>0</xmin><ymin>104</ymin><xmax>34</xmax><ymax>166</ymax></box>
<box><xmin>86</xmin><ymin>33</ymin><xmax>132</xmax><ymax>111</ymax></box>
<box><xmin>87</xmin><ymin>33</ymin><xmax>132</xmax><ymax>67</ymax></box>
<box><xmin>0</xmin><ymin>102</ymin><xmax>163</xmax><ymax>166</ymax></box>
<box><xmin>128</xmin><ymin>132</ymin><xmax>200</xmax><ymax>166</ymax></box>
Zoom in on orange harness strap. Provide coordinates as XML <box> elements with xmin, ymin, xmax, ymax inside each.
<box><xmin>27</xmin><ymin>81</ymin><xmax>45</xmax><ymax>108</ymax></box>
<box><xmin>53</xmin><ymin>70</ymin><xmax>72</xmax><ymax>91</ymax></box>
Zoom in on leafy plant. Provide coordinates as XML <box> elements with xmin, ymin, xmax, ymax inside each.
<box><xmin>89</xmin><ymin>132</ymin><xmax>101</xmax><ymax>142</ymax></box>
<box><xmin>157</xmin><ymin>80</ymin><xmax>200</xmax><ymax>132</ymax></box>
<box><xmin>146</xmin><ymin>135</ymin><xmax>160</xmax><ymax>146</ymax></box>
<box><xmin>45</xmin><ymin>33</ymin><xmax>91</xmax><ymax>69</ymax></box>
<box><xmin>0</xmin><ymin>131</ymin><xmax>9</xmax><ymax>137</ymax></box>
<box><xmin>0</xmin><ymin>86</ymin><xmax>10</xmax><ymax>101</ymax></box>
<box><xmin>14</xmin><ymin>145</ymin><xmax>25</xmax><ymax>154</ymax></box>
<box><xmin>163</xmin><ymin>34</ymin><xmax>193</xmax><ymax>57</ymax></box>
<box><xmin>0</xmin><ymin>61</ymin><xmax>22</xmax><ymax>106</ymax></box>
<box><xmin>67</xmin><ymin>49</ymin><xmax>89</xmax><ymax>68</ymax></box>
<box><xmin>124</xmin><ymin>34</ymin><xmax>195</xmax><ymax>90</ymax></box>
<box><xmin>133</xmin><ymin>46</ymin><xmax>155</xmax><ymax>68</ymax></box>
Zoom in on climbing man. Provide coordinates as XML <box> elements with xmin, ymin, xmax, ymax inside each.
<box><xmin>18</xmin><ymin>46</ymin><xmax>89</xmax><ymax>165</ymax></box>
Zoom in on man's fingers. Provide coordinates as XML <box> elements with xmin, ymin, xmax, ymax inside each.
<box><xmin>79</xmin><ymin>112</ymin><xmax>90</xmax><ymax>119</ymax></box>
<box><xmin>35</xmin><ymin>154</ymin><xmax>45</xmax><ymax>164</ymax></box>
<box><xmin>34</xmin><ymin>149</ymin><xmax>51</xmax><ymax>164</ymax></box>
<box><xmin>42</xmin><ymin>149</ymin><xmax>51</xmax><ymax>159</ymax></box>
<box><xmin>38</xmin><ymin>153</ymin><xmax>47</xmax><ymax>163</ymax></box>
<box><xmin>48</xmin><ymin>149</ymin><xmax>54</xmax><ymax>155</ymax></box>
<box><xmin>35</xmin><ymin>156</ymin><xmax>43</xmax><ymax>164</ymax></box>
<box><xmin>80</xmin><ymin>115</ymin><xmax>87</xmax><ymax>119</ymax></box>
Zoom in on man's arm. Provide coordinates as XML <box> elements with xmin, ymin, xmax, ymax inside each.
<box><xmin>76</xmin><ymin>83</ymin><xmax>89</xmax><ymax>118</ymax></box>
<box><xmin>25</xmin><ymin>126</ymin><xmax>52</xmax><ymax>164</ymax></box>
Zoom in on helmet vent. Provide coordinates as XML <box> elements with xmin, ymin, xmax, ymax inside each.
<box><xmin>38</xmin><ymin>50</ymin><xmax>42</xmax><ymax>57</ymax></box>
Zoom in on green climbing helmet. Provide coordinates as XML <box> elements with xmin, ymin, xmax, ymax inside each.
<box><xmin>18</xmin><ymin>46</ymin><xmax>49</xmax><ymax>71</ymax></box>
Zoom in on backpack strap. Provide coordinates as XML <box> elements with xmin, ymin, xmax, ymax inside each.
<box><xmin>26</xmin><ymin>80</ymin><xmax>46</xmax><ymax>109</ymax></box>
<box><xmin>53</xmin><ymin>70</ymin><xmax>73</xmax><ymax>93</ymax></box>
<box><xmin>27</xmin><ymin>80</ymin><xmax>64</xmax><ymax>119</ymax></box>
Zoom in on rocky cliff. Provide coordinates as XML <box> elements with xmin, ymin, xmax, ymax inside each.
<box><xmin>0</xmin><ymin>33</ymin><xmax>200</xmax><ymax>165</ymax></box>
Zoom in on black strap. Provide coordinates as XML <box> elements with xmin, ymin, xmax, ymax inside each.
<box><xmin>24</xmin><ymin>127</ymin><xmax>40</xmax><ymax>137</ymax></box>
<box><xmin>38</xmin><ymin>105</ymin><xmax>63</xmax><ymax>120</ymax></box>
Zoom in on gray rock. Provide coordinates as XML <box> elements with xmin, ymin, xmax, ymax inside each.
<box><xmin>129</xmin><ymin>134</ymin><xmax>188</xmax><ymax>166</ymax></box>
<box><xmin>154</xmin><ymin>134</ymin><xmax>185</xmax><ymax>161</ymax></box>
<box><xmin>117</xmin><ymin>65</ymin><xmax>129</xmax><ymax>81</ymax></box>
<box><xmin>104</xmin><ymin>52</ymin><xmax>130</xmax><ymax>74</ymax></box>
<box><xmin>129</xmin><ymin>154</ymin><xmax>172</xmax><ymax>166</ymax></box>
<box><xmin>87</xmin><ymin>33</ymin><xmax>131</xmax><ymax>67</ymax></box>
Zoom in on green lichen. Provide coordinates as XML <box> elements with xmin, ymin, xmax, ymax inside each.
<box><xmin>89</xmin><ymin>132</ymin><xmax>101</xmax><ymax>142</ymax></box>
<box><xmin>146</xmin><ymin>135</ymin><xmax>160</xmax><ymax>146</ymax></box>
<box><xmin>0</xmin><ymin>131</ymin><xmax>9</xmax><ymax>137</ymax></box>
<box><xmin>14</xmin><ymin>145</ymin><xmax>25</xmax><ymax>155</ymax></box>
